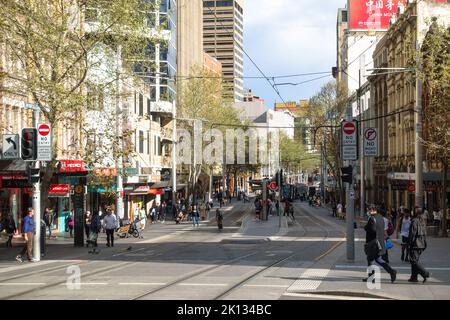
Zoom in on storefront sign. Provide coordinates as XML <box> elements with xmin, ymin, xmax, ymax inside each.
<box><xmin>59</xmin><ymin>160</ymin><xmax>87</xmax><ymax>173</ymax></box>
<box><xmin>49</xmin><ymin>184</ymin><xmax>70</xmax><ymax>195</ymax></box>
<box><xmin>134</xmin><ymin>186</ymin><xmax>150</xmax><ymax>193</ymax></box>
<box><xmin>387</xmin><ymin>172</ymin><xmax>416</xmax><ymax>181</ymax></box>
<box><xmin>93</xmin><ymin>168</ymin><xmax>118</xmax><ymax>177</ymax></box>
<box><xmin>0</xmin><ymin>175</ymin><xmax>31</xmax><ymax>188</ymax></box>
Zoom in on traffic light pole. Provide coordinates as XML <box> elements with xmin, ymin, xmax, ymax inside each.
<box><xmin>346</xmin><ymin>178</ymin><xmax>355</xmax><ymax>261</ymax></box>
<box><xmin>32</xmin><ymin>110</ymin><xmax>41</xmax><ymax>261</ymax></box>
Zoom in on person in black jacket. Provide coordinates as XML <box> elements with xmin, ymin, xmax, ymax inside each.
<box><xmin>407</xmin><ymin>208</ymin><xmax>431</xmax><ymax>283</ymax></box>
<box><xmin>363</xmin><ymin>205</ymin><xmax>397</xmax><ymax>283</ymax></box>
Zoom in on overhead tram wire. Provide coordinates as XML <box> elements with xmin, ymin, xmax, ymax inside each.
<box><xmin>205</xmin><ymin>6</ymin><xmax>288</xmax><ymax>104</ymax></box>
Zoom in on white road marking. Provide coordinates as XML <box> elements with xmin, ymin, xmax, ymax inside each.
<box><xmin>59</xmin><ymin>283</ymin><xmax>108</xmax><ymax>286</ymax></box>
<box><xmin>0</xmin><ymin>283</ymin><xmax>46</xmax><ymax>286</ymax></box>
<box><xmin>243</xmin><ymin>284</ymin><xmax>290</xmax><ymax>288</ymax></box>
<box><xmin>118</xmin><ymin>283</ymin><xmax>167</xmax><ymax>286</ymax></box>
<box><xmin>178</xmin><ymin>283</ymin><xmax>228</xmax><ymax>287</ymax></box>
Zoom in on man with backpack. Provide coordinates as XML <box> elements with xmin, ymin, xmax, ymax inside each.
<box><xmin>363</xmin><ymin>205</ymin><xmax>397</xmax><ymax>283</ymax></box>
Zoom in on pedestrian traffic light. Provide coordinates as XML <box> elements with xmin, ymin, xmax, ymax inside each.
<box><xmin>27</xmin><ymin>165</ymin><xmax>40</xmax><ymax>183</ymax></box>
<box><xmin>21</xmin><ymin>128</ymin><xmax>37</xmax><ymax>161</ymax></box>
<box><xmin>341</xmin><ymin>166</ymin><xmax>353</xmax><ymax>184</ymax></box>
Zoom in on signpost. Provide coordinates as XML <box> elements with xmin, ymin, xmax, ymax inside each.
<box><xmin>37</xmin><ymin>124</ymin><xmax>52</xmax><ymax>161</ymax></box>
<box><xmin>342</xmin><ymin>120</ymin><xmax>358</xmax><ymax>161</ymax></box>
<box><xmin>2</xmin><ymin>134</ymin><xmax>20</xmax><ymax>159</ymax></box>
<box><xmin>268</xmin><ymin>181</ymin><xmax>278</xmax><ymax>191</ymax></box>
<box><xmin>364</xmin><ymin>128</ymin><xmax>378</xmax><ymax>157</ymax></box>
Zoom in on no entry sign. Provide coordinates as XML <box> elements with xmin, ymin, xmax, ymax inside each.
<box><xmin>37</xmin><ymin>123</ymin><xmax>52</xmax><ymax>161</ymax></box>
<box><xmin>342</xmin><ymin>120</ymin><xmax>358</xmax><ymax>160</ymax></box>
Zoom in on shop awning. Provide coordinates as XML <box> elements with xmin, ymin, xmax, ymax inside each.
<box><xmin>0</xmin><ymin>160</ymin><xmax>26</xmax><ymax>173</ymax></box>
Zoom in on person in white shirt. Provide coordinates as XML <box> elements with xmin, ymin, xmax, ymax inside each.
<box><xmin>103</xmin><ymin>210</ymin><xmax>118</xmax><ymax>247</ymax></box>
<box><xmin>397</xmin><ymin>209</ymin><xmax>412</xmax><ymax>262</ymax></box>
<box><xmin>433</xmin><ymin>208</ymin><xmax>442</xmax><ymax>228</ymax></box>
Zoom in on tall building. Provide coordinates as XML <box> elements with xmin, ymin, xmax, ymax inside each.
<box><xmin>336</xmin><ymin>7</ymin><xmax>348</xmax><ymax>85</ymax></box>
<box><xmin>177</xmin><ymin>0</ymin><xmax>204</xmax><ymax>78</ymax></box>
<box><xmin>203</xmin><ymin>0</ymin><xmax>244</xmax><ymax>102</ymax></box>
<box><xmin>369</xmin><ymin>0</ymin><xmax>450</xmax><ymax>211</ymax></box>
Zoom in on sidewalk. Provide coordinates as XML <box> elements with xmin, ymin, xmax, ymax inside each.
<box><xmin>289</xmin><ymin>202</ymin><xmax>450</xmax><ymax>300</ymax></box>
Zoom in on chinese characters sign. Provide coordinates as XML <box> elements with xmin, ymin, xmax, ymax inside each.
<box><xmin>348</xmin><ymin>0</ymin><xmax>407</xmax><ymax>31</ymax></box>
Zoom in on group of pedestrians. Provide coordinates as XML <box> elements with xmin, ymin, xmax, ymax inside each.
<box><xmin>364</xmin><ymin>205</ymin><xmax>430</xmax><ymax>284</ymax></box>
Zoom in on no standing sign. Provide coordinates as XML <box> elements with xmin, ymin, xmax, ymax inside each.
<box><xmin>364</xmin><ymin>128</ymin><xmax>378</xmax><ymax>157</ymax></box>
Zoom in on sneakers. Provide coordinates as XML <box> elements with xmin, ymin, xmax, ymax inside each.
<box><xmin>15</xmin><ymin>255</ymin><xmax>23</xmax><ymax>263</ymax></box>
<box><xmin>408</xmin><ymin>278</ymin><xmax>419</xmax><ymax>283</ymax></box>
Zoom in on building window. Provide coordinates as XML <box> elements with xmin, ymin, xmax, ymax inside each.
<box><xmin>139</xmin><ymin>93</ymin><xmax>143</xmax><ymax>116</ymax></box>
<box><xmin>139</xmin><ymin>131</ymin><xmax>144</xmax><ymax>153</ymax></box>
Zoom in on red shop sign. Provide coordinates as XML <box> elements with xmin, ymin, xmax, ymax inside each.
<box><xmin>59</xmin><ymin>160</ymin><xmax>87</xmax><ymax>173</ymax></box>
<box><xmin>49</xmin><ymin>184</ymin><xmax>70</xmax><ymax>194</ymax></box>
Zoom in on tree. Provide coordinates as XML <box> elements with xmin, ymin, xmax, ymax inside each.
<box><xmin>307</xmin><ymin>81</ymin><xmax>348</xmax><ymax>204</ymax></box>
<box><xmin>0</xmin><ymin>0</ymin><xmax>159</xmax><ymax>211</ymax></box>
<box><xmin>279</xmin><ymin>132</ymin><xmax>319</xmax><ymax>179</ymax></box>
<box><xmin>178</xmin><ymin>66</ymin><xmax>241</xmax><ymax>201</ymax></box>
<box><xmin>419</xmin><ymin>22</ymin><xmax>450</xmax><ymax>237</ymax></box>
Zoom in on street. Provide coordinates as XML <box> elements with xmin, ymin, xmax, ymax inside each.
<box><xmin>2</xmin><ymin>200</ymin><xmax>448</xmax><ymax>300</ymax></box>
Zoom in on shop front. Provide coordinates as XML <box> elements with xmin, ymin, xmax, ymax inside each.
<box><xmin>0</xmin><ymin>160</ymin><xmax>31</xmax><ymax>234</ymax></box>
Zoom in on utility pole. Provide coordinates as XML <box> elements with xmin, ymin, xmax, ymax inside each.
<box><xmin>359</xmin><ymin>64</ymin><xmax>365</xmax><ymax>217</ymax></box>
<box><xmin>116</xmin><ymin>45</ymin><xmax>124</xmax><ymax>219</ymax></box>
<box><xmin>346</xmin><ymin>177</ymin><xmax>355</xmax><ymax>261</ymax></box>
<box><xmin>32</xmin><ymin>110</ymin><xmax>41</xmax><ymax>261</ymax></box>
<box><xmin>414</xmin><ymin>11</ymin><xmax>424</xmax><ymax>209</ymax></box>
<box><xmin>172</xmin><ymin>101</ymin><xmax>177</xmax><ymax>206</ymax></box>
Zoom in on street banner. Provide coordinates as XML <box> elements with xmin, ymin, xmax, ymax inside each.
<box><xmin>348</xmin><ymin>0</ymin><xmax>406</xmax><ymax>31</ymax></box>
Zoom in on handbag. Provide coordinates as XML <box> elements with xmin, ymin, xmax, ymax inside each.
<box><xmin>385</xmin><ymin>238</ymin><xmax>394</xmax><ymax>250</ymax></box>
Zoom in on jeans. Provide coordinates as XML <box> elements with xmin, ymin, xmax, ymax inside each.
<box><xmin>47</xmin><ymin>225</ymin><xmax>52</xmax><ymax>238</ymax></box>
<box><xmin>367</xmin><ymin>255</ymin><xmax>395</xmax><ymax>275</ymax></box>
<box><xmin>106</xmin><ymin>229</ymin><xmax>114</xmax><ymax>246</ymax></box>
<box><xmin>409</xmin><ymin>249</ymin><xmax>429</xmax><ymax>280</ymax></box>
<box><xmin>192</xmin><ymin>215</ymin><xmax>199</xmax><ymax>226</ymax></box>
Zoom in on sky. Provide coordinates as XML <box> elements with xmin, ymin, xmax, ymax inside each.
<box><xmin>243</xmin><ymin>0</ymin><xmax>345</xmax><ymax>108</ymax></box>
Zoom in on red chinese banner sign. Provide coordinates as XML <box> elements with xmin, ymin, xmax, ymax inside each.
<box><xmin>49</xmin><ymin>184</ymin><xmax>70</xmax><ymax>195</ymax></box>
<box><xmin>348</xmin><ymin>0</ymin><xmax>407</xmax><ymax>31</ymax></box>
<box><xmin>59</xmin><ymin>160</ymin><xmax>87</xmax><ymax>173</ymax></box>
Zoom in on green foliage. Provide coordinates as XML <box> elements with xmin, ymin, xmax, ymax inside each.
<box><xmin>280</xmin><ymin>133</ymin><xmax>319</xmax><ymax>172</ymax></box>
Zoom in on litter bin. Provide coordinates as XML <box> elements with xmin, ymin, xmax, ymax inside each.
<box><xmin>40</xmin><ymin>219</ymin><xmax>46</xmax><ymax>257</ymax></box>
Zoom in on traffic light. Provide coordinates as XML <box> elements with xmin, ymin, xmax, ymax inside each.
<box><xmin>341</xmin><ymin>166</ymin><xmax>353</xmax><ymax>184</ymax></box>
<box><xmin>27</xmin><ymin>164</ymin><xmax>40</xmax><ymax>183</ymax></box>
<box><xmin>21</xmin><ymin>128</ymin><xmax>37</xmax><ymax>161</ymax></box>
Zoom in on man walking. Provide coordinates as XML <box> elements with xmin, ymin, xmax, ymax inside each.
<box><xmin>87</xmin><ymin>211</ymin><xmax>101</xmax><ymax>248</ymax></box>
<box><xmin>103</xmin><ymin>210</ymin><xmax>117</xmax><ymax>247</ymax></box>
<box><xmin>407</xmin><ymin>208</ymin><xmax>431</xmax><ymax>283</ymax></box>
<box><xmin>44</xmin><ymin>208</ymin><xmax>53</xmax><ymax>239</ymax></box>
<box><xmin>363</xmin><ymin>205</ymin><xmax>397</xmax><ymax>283</ymax></box>
<box><xmin>16</xmin><ymin>208</ymin><xmax>36</xmax><ymax>263</ymax></box>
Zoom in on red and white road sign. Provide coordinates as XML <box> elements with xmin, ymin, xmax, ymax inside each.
<box><xmin>37</xmin><ymin>123</ymin><xmax>52</xmax><ymax>161</ymax></box>
<box><xmin>343</xmin><ymin>122</ymin><xmax>356</xmax><ymax>135</ymax></box>
<box><xmin>268</xmin><ymin>181</ymin><xmax>278</xmax><ymax>191</ymax></box>
<box><xmin>38</xmin><ymin>124</ymin><xmax>50</xmax><ymax>136</ymax></box>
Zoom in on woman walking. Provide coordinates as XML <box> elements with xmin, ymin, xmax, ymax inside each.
<box><xmin>5</xmin><ymin>214</ymin><xmax>16</xmax><ymax>248</ymax></box>
<box><xmin>408</xmin><ymin>208</ymin><xmax>430</xmax><ymax>283</ymax></box>
<box><xmin>191</xmin><ymin>205</ymin><xmax>200</xmax><ymax>227</ymax></box>
<box><xmin>397</xmin><ymin>209</ymin><xmax>412</xmax><ymax>262</ymax></box>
